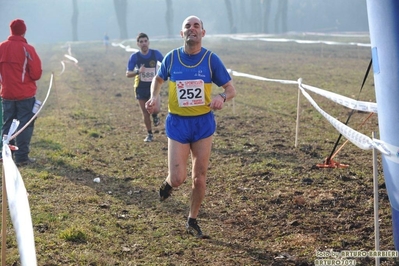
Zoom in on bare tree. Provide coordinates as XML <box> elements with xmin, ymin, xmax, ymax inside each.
<box><xmin>224</xmin><ymin>0</ymin><xmax>236</xmax><ymax>33</ymax></box>
<box><xmin>274</xmin><ymin>0</ymin><xmax>288</xmax><ymax>33</ymax></box>
<box><xmin>165</xmin><ymin>0</ymin><xmax>173</xmax><ymax>38</ymax></box>
<box><xmin>262</xmin><ymin>0</ymin><xmax>272</xmax><ymax>33</ymax></box>
<box><xmin>250</xmin><ymin>0</ymin><xmax>261</xmax><ymax>32</ymax></box>
<box><xmin>113</xmin><ymin>0</ymin><xmax>128</xmax><ymax>40</ymax></box>
<box><xmin>71</xmin><ymin>0</ymin><xmax>78</xmax><ymax>41</ymax></box>
<box><xmin>238</xmin><ymin>0</ymin><xmax>247</xmax><ymax>32</ymax></box>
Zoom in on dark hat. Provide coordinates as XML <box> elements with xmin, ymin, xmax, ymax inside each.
<box><xmin>10</xmin><ymin>19</ymin><xmax>26</xmax><ymax>36</ymax></box>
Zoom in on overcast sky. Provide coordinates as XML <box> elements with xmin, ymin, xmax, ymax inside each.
<box><xmin>0</xmin><ymin>0</ymin><xmax>369</xmax><ymax>45</ymax></box>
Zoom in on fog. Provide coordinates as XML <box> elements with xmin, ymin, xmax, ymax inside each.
<box><xmin>0</xmin><ymin>0</ymin><xmax>369</xmax><ymax>45</ymax></box>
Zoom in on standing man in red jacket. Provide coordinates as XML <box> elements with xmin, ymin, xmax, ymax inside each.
<box><xmin>0</xmin><ymin>19</ymin><xmax>42</xmax><ymax>165</ymax></box>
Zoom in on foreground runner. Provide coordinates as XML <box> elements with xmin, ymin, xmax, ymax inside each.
<box><xmin>146</xmin><ymin>15</ymin><xmax>236</xmax><ymax>238</ymax></box>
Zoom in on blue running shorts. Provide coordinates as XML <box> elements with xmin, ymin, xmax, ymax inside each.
<box><xmin>166</xmin><ymin>112</ymin><xmax>216</xmax><ymax>144</ymax></box>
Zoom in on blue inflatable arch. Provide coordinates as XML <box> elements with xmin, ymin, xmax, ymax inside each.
<box><xmin>366</xmin><ymin>0</ymin><xmax>399</xmax><ymax>249</ymax></box>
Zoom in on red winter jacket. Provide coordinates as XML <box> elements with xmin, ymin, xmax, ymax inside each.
<box><xmin>0</xmin><ymin>35</ymin><xmax>42</xmax><ymax>100</ymax></box>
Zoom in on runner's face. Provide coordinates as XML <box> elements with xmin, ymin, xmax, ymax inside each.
<box><xmin>181</xmin><ymin>17</ymin><xmax>204</xmax><ymax>44</ymax></box>
<box><xmin>137</xmin><ymin>38</ymin><xmax>149</xmax><ymax>52</ymax></box>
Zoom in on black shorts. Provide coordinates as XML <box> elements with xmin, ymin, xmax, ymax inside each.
<box><xmin>135</xmin><ymin>87</ymin><xmax>150</xmax><ymax>100</ymax></box>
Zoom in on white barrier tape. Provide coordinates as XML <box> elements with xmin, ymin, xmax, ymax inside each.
<box><xmin>111</xmin><ymin>42</ymin><xmax>126</xmax><ymax>48</ymax></box>
<box><xmin>229</xmin><ymin>70</ymin><xmax>298</xmax><ymax>85</ymax></box>
<box><xmin>300</xmin><ymin>32</ymin><xmax>369</xmax><ymax>38</ymax></box>
<box><xmin>300</xmin><ymin>83</ymin><xmax>378</xmax><ymax>113</ymax></box>
<box><xmin>58</xmin><ymin>43</ymin><xmax>79</xmax><ymax>75</ymax></box>
<box><xmin>230</xmin><ymin>36</ymin><xmax>371</xmax><ymax>47</ymax></box>
<box><xmin>111</xmin><ymin>39</ymin><xmax>130</xmax><ymax>47</ymax></box>
<box><xmin>125</xmin><ymin>47</ymin><xmax>138</xmax><ymax>52</ymax></box>
<box><xmin>111</xmin><ymin>42</ymin><xmax>138</xmax><ymax>53</ymax></box>
<box><xmin>3</xmin><ymin>119</ymin><xmax>19</xmax><ymax>145</ymax></box>
<box><xmin>227</xmin><ymin>69</ymin><xmax>390</xmax><ymax>154</ymax></box>
<box><xmin>64</xmin><ymin>54</ymin><xmax>78</xmax><ymax>64</ymax></box>
<box><xmin>3</xmin><ymin>121</ymin><xmax>37</xmax><ymax>266</ymax></box>
<box><xmin>229</xmin><ymin>70</ymin><xmax>377</xmax><ymax>113</ymax></box>
<box><xmin>60</xmin><ymin>61</ymin><xmax>66</xmax><ymax>75</ymax></box>
<box><xmin>373</xmin><ymin>139</ymin><xmax>399</xmax><ymax>164</ymax></box>
<box><xmin>229</xmin><ymin>70</ymin><xmax>398</xmax><ymax>164</ymax></box>
<box><xmin>229</xmin><ymin>70</ymin><xmax>395</xmax><ymax>156</ymax></box>
<box><xmin>297</xmin><ymin>81</ymin><xmax>392</xmax><ymax>156</ymax></box>
<box><xmin>298</xmin><ymin>82</ymin><xmax>374</xmax><ymax>150</ymax></box>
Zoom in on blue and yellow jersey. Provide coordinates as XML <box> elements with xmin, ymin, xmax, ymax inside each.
<box><xmin>126</xmin><ymin>49</ymin><xmax>163</xmax><ymax>89</ymax></box>
<box><xmin>158</xmin><ymin>47</ymin><xmax>231</xmax><ymax>116</ymax></box>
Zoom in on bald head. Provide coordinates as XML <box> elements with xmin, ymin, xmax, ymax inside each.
<box><xmin>181</xmin><ymin>16</ymin><xmax>204</xmax><ymax>30</ymax></box>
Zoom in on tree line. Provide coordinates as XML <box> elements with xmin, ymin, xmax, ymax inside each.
<box><xmin>69</xmin><ymin>0</ymin><xmax>368</xmax><ymax>41</ymax></box>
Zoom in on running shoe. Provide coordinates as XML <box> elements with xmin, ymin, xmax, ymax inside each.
<box><xmin>144</xmin><ymin>134</ymin><xmax>153</xmax><ymax>142</ymax></box>
<box><xmin>16</xmin><ymin>157</ymin><xmax>36</xmax><ymax>167</ymax></box>
<box><xmin>153</xmin><ymin>115</ymin><xmax>160</xmax><ymax>127</ymax></box>
<box><xmin>186</xmin><ymin>219</ymin><xmax>203</xmax><ymax>238</ymax></box>
<box><xmin>159</xmin><ymin>180</ymin><xmax>172</xmax><ymax>201</ymax></box>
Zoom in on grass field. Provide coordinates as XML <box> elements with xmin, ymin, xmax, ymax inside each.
<box><xmin>2</xmin><ymin>34</ymin><xmax>398</xmax><ymax>265</ymax></box>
